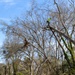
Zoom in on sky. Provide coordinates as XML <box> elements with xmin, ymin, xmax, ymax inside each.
<box><xmin>0</xmin><ymin>0</ymin><xmax>32</xmax><ymax>46</ymax></box>
<box><xmin>0</xmin><ymin>0</ymin><xmax>69</xmax><ymax>63</ymax></box>
<box><xmin>0</xmin><ymin>0</ymin><xmax>34</xmax><ymax>63</ymax></box>
<box><xmin>0</xmin><ymin>0</ymin><xmax>47</xmax><ymax>47</ymax></box>
<box><xmin>0</xmin><ymin>0</ymin><xmax>48</xmax><ymax>63</ymax></box>
<box><xmin>0</xmin><ymin>0</ymin><xmax>69</xmax><ymax>46</ymax></box>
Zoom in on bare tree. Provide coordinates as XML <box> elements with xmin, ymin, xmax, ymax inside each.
<box><xmin>1</xmin><ymin>0</ymin><xmax>75</xmax><ymax>75</ymax></box>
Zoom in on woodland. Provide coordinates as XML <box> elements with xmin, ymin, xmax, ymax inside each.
<box><xmin>0</xmin><ymin>0</ymin><xmax>75</xmax><ymax>75</ymax></box>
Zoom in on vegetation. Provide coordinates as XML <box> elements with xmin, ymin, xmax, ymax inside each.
<box><xmin>0</xmin><ymin>0</ymin><xmax>75</xmax><ymax>75</ymax></box>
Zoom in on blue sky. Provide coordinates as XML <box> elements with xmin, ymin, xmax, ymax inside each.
<box><xmin>0</xmin><ymin>0</ymin><xmax>47</xmax><ymax>63</ymax></box>
<box><xmin>0</xmin><ymin>0</ymin><xmax>69</xmax><ymax>63</ymax></box>
<box><xmin>0</xmin><ymin>0</ymin><xmax>33</xmax><ymax>63</ymax></box>
<box><xmin>0</xmin><ymin>0</ymin><xmax>32</xmax><ymax>47</ymax></box>
<box><xmin>0</xmin><ymin>0</ymin><xmax>69</xmax><ymax>47</ymax></box>
<box><xmin>0</xmin><ymin>0</ymin><xmax>31</xmax><ymax>18</ymax></box>
<box><xmin>0</xmin><ymin>0</ymin><xmax>47</xmax><ymax>47</ymax></box>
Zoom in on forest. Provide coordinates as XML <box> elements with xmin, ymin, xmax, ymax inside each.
<box><xmin>0</xmin><ymin>0</ymin><xmax>75</xmax><ymax>75</ymax></box>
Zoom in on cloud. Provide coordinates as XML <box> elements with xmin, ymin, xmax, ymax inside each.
<box><xmin>26</xmin><ymin>2</ymin><xmax>31</xmax><ymax>9</ymax></box>
<box><xmin>0</xmin><ymin>18</ymin><xmax>11</xmax><ymax>23</ymax></box>
<box><xmin>0</xmin><ymin>0</ymin><xmax>15</xmax><ymax>5</ymax></box>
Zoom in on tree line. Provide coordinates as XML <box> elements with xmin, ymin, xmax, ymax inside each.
<box><xmin>0</xmin><ymin>0</ymin><xmax>75</xmax><ymax>75</ymax></box>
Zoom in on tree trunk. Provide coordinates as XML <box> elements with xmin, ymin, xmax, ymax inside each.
<box><xmin>12</xmin><ymin>62</ymin><xmax>16</xmax><ymax>75</ymax></box>
<box><xmin>4</xmin><ymin>66</ymin><xmax>7</xmax><ymax>75</ymax></box>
